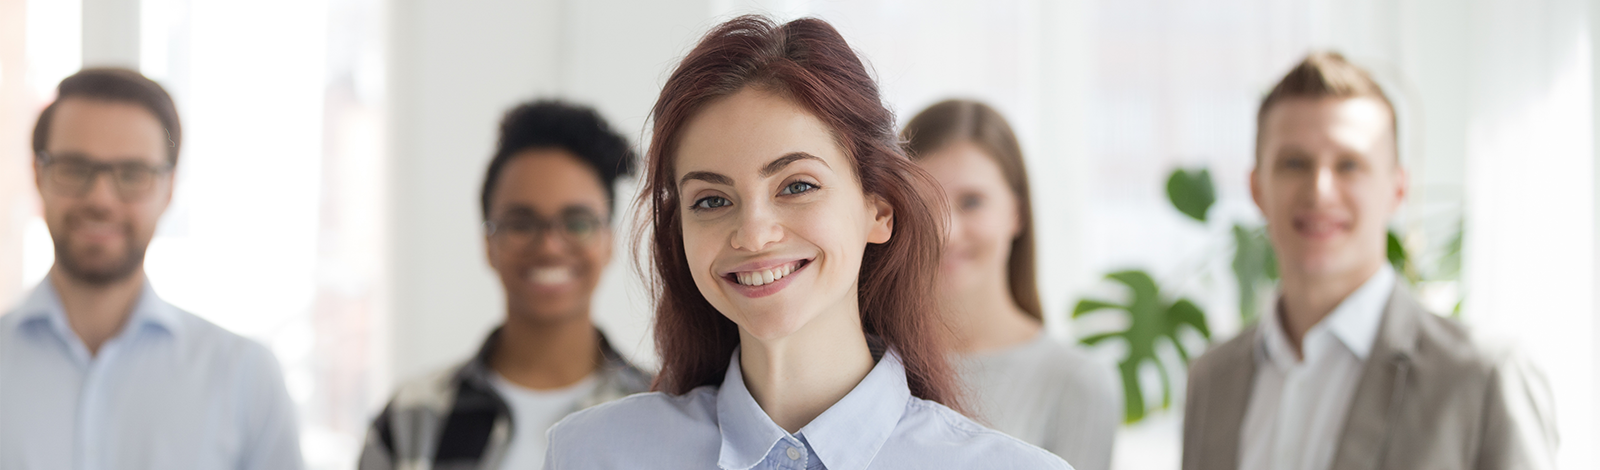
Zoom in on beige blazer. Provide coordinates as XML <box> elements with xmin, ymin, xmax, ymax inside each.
<box><xmin>1181</xmin><ymin>282</ymin><xmax>1558</xmax><ymax>470</ymax></box>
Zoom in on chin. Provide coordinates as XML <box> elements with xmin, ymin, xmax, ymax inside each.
<box><xmin>510</xmin><ymin>299</ymin><xmax>589</xmax><ymax>323</ymax></box>
<box><xmin>729</xmin><ymin>305</ymin><xmax>816</xmax><ymax>342</ymax></box>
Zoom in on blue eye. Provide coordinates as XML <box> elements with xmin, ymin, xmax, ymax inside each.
<box><xmin>692</xmin><ymin>196</ymin><xmax>731</xmax><ymax>210</ymax></box>
<box><xmin>780</xmin><ymin>181</ymin><xmax>818</xmax><ymax>195</ymax></box>
<box><xmin>959</xmin><ymin>194</ymin><xmax>982</xmax><ymax>211</ymax></box>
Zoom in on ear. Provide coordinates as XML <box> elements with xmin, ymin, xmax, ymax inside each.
<box><xmin>484</xmin><ymin>223</ymin><xmax>500</xmax><ymax>271</ymax></box>
<box><xmin>1390</xmin><ymin>165</ymin><xmax>1410</xmax><ymax>212</ymax></box>
<box><xmin>866</xmin><ymin>194</ymin><xmax>894</xmax><ymax>245</ymax></box>
<box><xmin>158</xmin><ymin>165</ymin><xmax>176</xmax><ymax>208</ymax></box>
<box><xmin>32</xmin><ymin>157</ymin><xmax>44</xmax><ymax>192</ymax></box>
<box><xmin>1249</xmin><ymin>166</ymin><xmax>1264</xmax><ymax>213</ymax></box>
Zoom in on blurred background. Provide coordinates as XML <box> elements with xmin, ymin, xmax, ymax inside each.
<box><xmin>0</xmin><ymin>0</ymin><xmax>1594</xmax><ymax>468</ymax></box>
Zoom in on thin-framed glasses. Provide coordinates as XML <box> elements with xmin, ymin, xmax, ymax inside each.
<box><xmin>485</xmin><ymin>207</ymin><xmax>606</xmax><ymax>247</ymax></box>
<box><xmin>36</xmin><ymin>151</ymin><xmax>174</xmax><ymax>202</ymax></box>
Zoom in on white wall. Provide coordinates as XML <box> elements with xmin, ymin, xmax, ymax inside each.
<box><xmin>387</xmin><ymin>0</ymin><xmax>738</xmax><ymax>384</ymax></box>
<box><xmin>383</xmin><ymin>0</ymin><xmax>1098</xmax><ymax>387</ymax></box>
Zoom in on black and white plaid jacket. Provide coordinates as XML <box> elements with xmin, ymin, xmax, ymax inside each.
<box><xmin>357</xmin><ymin>327</ymin><xmax>651</xmax><ymax>470</ymax></box>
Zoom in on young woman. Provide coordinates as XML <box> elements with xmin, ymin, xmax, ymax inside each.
<box><xmin>543</xmin><ymin>16</ymin><xmax>1069</xmax><ymax>470</ymax></box>
<box><xmin>904</xmin><ymin>99</ymin><xmax>1120</xmax><ymax>470</ymax></box>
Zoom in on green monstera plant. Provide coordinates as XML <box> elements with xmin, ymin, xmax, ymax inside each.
<box><xmin>1073</xmin><ymin>271</ymin><xmax>1210</xmax><ymax>424</ymax></box>
<box><xmin>1075</xmin><ymin>166</ymin><xmax>1462</xmax><ymax>424</ymax></box>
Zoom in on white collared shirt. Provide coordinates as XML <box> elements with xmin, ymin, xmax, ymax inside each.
<box><xmin>1239</xmin><ymin>265</ymin><xmax>1395</xmax><ymax>470</ymax></box>
<box><xmin>0</xmin><ymin>279</ymin><xmax>303</xmax><ymax>470</ymax></box>
<box><xmin>544</xmin><ymin>346</ymin><xmax>1071</xmax><ymax>470</ymax></box>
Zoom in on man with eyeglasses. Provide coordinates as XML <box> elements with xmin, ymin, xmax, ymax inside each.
<box><xmin>0</xmin><ymin>69</ymin><xmax>303</xmax><ymax>469</ymax></box>
<box><xmin>360</xmin><ymin>100</ymin><xmax>651</xmax><ymax>470</ymax></box>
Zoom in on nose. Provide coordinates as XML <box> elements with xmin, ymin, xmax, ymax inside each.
<box><xmin>534</xmin><ymin>225</ymin><xmax>569</xmax><ymax>255</ymax></box>
<box><xmin>81</xmin><ymin>171</ymin><xmax>122</xmax><ymax>206</ymax></box>
<box><xmin>730</xmin><ymin>202</ymin><xmax>783</xmax><ymax>252</ymax></box>
<box><xmin>1312</xmin><ymin>165</ymin><xmax>1338</xmax><ymax>206</ymax></box>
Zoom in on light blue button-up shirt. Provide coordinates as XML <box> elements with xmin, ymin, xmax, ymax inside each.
<box><xmin>545</xmin><ymin>347</ymin><xmax>1072</xmax><ymax>470</ymax></box>
<box><xmin>0</xmin><ymin>280</ymin><xmax>303</xmax><ymax>470</ymax></box>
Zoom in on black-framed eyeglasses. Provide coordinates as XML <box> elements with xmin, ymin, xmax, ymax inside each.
<box><xmin>36</xmin><ymin>151</ymin><xmax>174</xmax><ymax>201</ymax></box>
<box><xmin>485</xmin><ymin>208</ymin><xmax>606</xmax><ymax>246</ymax></box>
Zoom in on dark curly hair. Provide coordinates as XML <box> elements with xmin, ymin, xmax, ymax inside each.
<box><xmin>480</xmin><ymin>100</ymin><xmax>638</xmax><ymax>220</ymax></box>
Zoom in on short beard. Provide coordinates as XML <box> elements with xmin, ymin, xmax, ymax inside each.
<box><xmin>52</xmin><ymin>230</ymin><xmax>147</xmax><ymax>286</ymax></box>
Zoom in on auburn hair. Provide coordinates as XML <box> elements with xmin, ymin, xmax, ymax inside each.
<box><xmin>639</xmin><ymin>15</ymin><xmax>961</xmax><ymax>409</ymax></box>
<box><xmin>901</xmin><ymin>99</ymin><xmax>1043</xmax><ymax>322</ymax></box>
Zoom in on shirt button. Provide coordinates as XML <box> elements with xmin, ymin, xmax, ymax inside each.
<box><xmin>786</xmin><ymin>447</ymin><xmax>801</xmax><ymax>460</ymax></box>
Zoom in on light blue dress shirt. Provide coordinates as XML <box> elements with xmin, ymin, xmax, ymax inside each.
<box><xmin>545</xmin><ymin>347</ymin><xmax>1072</xmax><ymax>470</ymax></box>
<box><xmin>0</xmin><ymin>280</ymin><xmax>303</xmax><ymax>470</ymax></box>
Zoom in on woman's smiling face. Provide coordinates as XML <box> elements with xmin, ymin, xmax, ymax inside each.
<box><xmin>674</xmin><ymin>87</ymin><xmax>893</xmax><ymax>341</ymax></box>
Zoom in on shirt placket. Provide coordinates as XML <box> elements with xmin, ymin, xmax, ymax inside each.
<box><xmin>75</xmin><ymin>336</ymin><xmax>128</xmax><ymax>470</ymax></box>
<box><xmin>1271</xmin><ymin>331</ymin><xmax>1317</xmax><ymax>470</ymax></box>
<box><xmin>765</xmin><ymin>436</ymin><xmax>812</xmax><ymax>470</ymax></box>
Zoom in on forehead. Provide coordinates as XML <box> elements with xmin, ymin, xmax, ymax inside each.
<box><xmin>674</xmin><ymin>88</ymin><xmax>848</xmax><ymax>180</ymax></box>
<box><xmin>1261</xmin><ymin>97</ymin><xmax>1394</xmax><ymax>157</ymax></box>
<box><xmin>917</xmin><ymin>141</ymin><xmax>1008</xmax><ymax>190</ymax></box>
<box><xmin>46</xmin><ymin>98</ymin><xmax>168</xmax><ymax>164</ymax></box>
<box><xmin>492</xmin><ymin>148</ymin><xmax>608</xmax><ymax>214</ymax></box>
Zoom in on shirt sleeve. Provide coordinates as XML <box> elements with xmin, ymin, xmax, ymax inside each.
<box><xmin>1475</xmin><ymin>352</ymin><xmax>1558</xmax><ymax>470</ymax></box>
<box><xmin>237</xmin><ymin>342</ymin><xmax>305</xmax><ymax>470</ymax></box>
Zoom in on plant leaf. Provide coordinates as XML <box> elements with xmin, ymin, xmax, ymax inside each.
<box><xmin>1231</xmin><ymin>224</ymin><xmax>1276</xmax><ymax>324</ymax></box>
<box><xmin>1080</xmin><ymin>332</ymin><xmax>1121</xmax><ymax>346</ymax></box>
<box><xmin>1072</xmin><ymin>269</ymin><xmax>1210</xmax><ymax>424</ymax></box>
<box><xmin>1387</xmin><ymin>229</ymin><xmax>1416</xmax><ymax>284</ymax></box>
<box><xmin>1166</xmin><ymin>168</ymin><xmax>1216</xmax><ymax>223</ymax></box>
<box><xmin>1073</xmin><ymin>299</ymin><xmax>1124</xmax><ymax>318</ymax></box>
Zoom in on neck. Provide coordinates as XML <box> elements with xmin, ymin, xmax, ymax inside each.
<box><xmin>49</xmin><ymin>267</ymin><xmax>146</xmax><ymax>356</ymax></box>
<box><xmin>490</xmin><ymin>310</ymin><xmax>599</xmax><ymax>390</ymax></box>
<box><xmin>739</xmin><ymin>298</ymin><xmax>875</xmax><ymax>433</ymax></box>
<box><xmin>1277</xmin><ymin>261</ymin><xmax>1382</xmax><ymax>355</ymax></box>
<box><xmin>944</xmin><ymin>275</ymin><xmax>1040</xmax><ymax>353</ymax></box>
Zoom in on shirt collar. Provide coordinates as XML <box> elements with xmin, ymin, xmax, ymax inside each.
<box><xmin>716</xmin><ymin>347</ymin><xmax>909</xmax><ymax>470</ymax></box>
<box><xmin>9</xmin><ymin>278</ymin><xmax>184</xmax><ymax>340</ymax></box>
<box><xmin>1259</xmin><ymin>265</ymin><xmax>1396</xmax><ymax>365</ymax></box>
<box><xmin>453</xmin><ymin>325</ymin><xmax>638</xmax><ymax>390</ymax></box>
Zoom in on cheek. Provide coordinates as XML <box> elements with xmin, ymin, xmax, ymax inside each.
<box><xmin>681</xmin><ymin>223</ymin><xmax>723</xmax><ymax>288</ymax></box>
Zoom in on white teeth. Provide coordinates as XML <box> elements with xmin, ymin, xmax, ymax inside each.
<box><xmin>529</xmin><ymin>267</ymin><xmax>573</xmax><ymax>285</ymax></box>
<box><xmin>735</xmin><ymin>262</ymin><xmax>799</xmax><ymax>287</ymax></box>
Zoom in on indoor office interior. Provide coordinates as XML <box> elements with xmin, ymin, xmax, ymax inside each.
<box><xmin>0</xmin><ymin>0</ymin><xmax>1595</xmax><ymax>469</ymax></box>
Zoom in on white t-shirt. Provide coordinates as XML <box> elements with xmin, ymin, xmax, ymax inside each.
<box><xmin>489</xmin><ymin>372</ymin><xmax>599</xmax><ymax>470</ymax></box>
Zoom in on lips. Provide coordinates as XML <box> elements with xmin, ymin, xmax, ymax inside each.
<box><xmin>1292</xmin><ymin>215</ymin><xmax>1350</xmax><ymax>239</ymax></box>
<box><xmin>720</xmin><ymin>258</ymin><xmax>811</xmax><ymax>295</ymax></box>
<box><xmin>527</xmin><ymin>266</ymin><xmax>574</xmax><ymax>286</ymax></box>
<box><xmin>731</xmin><ymin>260</ymin><xmax>804</xmax><ymax>287</ymax></box>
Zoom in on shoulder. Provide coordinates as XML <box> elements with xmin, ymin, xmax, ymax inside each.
<box><xmin>982</xmin><ymin>336</ymin><xmax>1118</xmax><ymax>408</ymax></box>
<box><xmin>892</xmin><ymin>397</ymin><xmax>1072</xmax><ymax>469</ymax></box>
<box><xmin>383</xmin><ymin>362</ymin><xmax>470</xmax><ymax>417</ymax></box>
<box><xmin>169</xmin><ymin>309</ymin><xmax>285</xmax><ymax>379</ymax></box>
<box><xmin>1402</xmin><ymin>309</ymin><xmax>1524</xmax><ymax>383</ymax></box>
<box><xmin>1188</xmin><ymin>323</ymin><xmax>1257</xmax><ymax>386</ymax></box>
<box><xmin>1026</xmin><ymin>336</ymin><xmax>1117</xmax><ymax>388</ymax></box>
<box><xmin>545</xmin><ymin>387</ymin><xmax>722</xmax><ymax>464</ymax></box>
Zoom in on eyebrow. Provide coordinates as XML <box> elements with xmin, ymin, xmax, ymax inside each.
<box><xmin>677</xmin><ymin>152</ymin><xmax>829</xmax><ymax>188</ymax></box>
<box><xmin>679</xmin><ymin>171</ymin><xmax>733</xmax><ymax>187</ymax></box>
<box><xmin>759</xmin><ymin>152</ymin><xmax>827</xmax><ymax>178</ymax></box>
